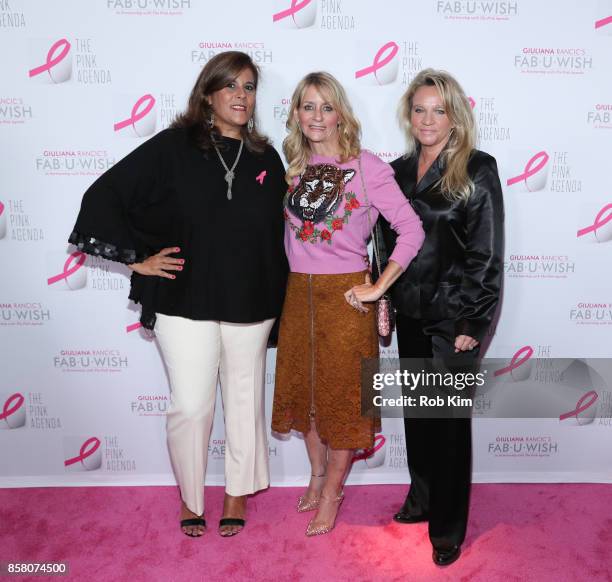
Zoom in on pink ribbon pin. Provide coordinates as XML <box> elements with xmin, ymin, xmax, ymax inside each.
<box><xmin>559</xmin><ymin>390</ymin><xmax>598</xmax><ymax>421</ymax></box>
<box><xmin>0</xmin><ymin>201</ymin><xmax>5</xmax><ymax>216</ymax></box>
<box><xmin>595</xmin><ymin>16</ymin><xmax>612</xmax><ymax>29</ymax></box>
<box><xmin>494</xmin><ymin>345</ymin><xmax>534</xmax><ymax>377</ymax></box>
<box><xmin>506</xmin><ymin>151</ymin><xmax>549</xmax><ymax>187</ymax></box>
<box><xmin>64</xmin><ymin>437</ymin><xmax>101</xmax><ymax>467</ymax></box>
<box><xmin>352</xmin><ymin>434</ymin><xmax>386</xmax><ymax>463</ymax></box>
<box><xmin>0</xmin><ymin>393</ymin><xmax>25</xmax><ymax>421</ymax></box>
<box><xmin>256</xmin><ymin>170</ymin><xmax>267</xmax><ymax>184</ymax></box>
<box><xmin>28</xmin><ymin>38</ymin><xmax>71</xmax><ymax>79</ymax></box>
<box><xmin>468</xmin><ymin>97</ymin><xmax>476</xmax><ymax>109</ymax></box>
<box><xmin>114</xmin><ymin>94</ymin><xmax>156</xmax><ymax>134</ymax></box>
<box><xmin>47</xmin><ymin>251</ymin><xmax>86</xmax><ymax>286</ymax></box>
<box><xmin>576</xmin><ymin>203</ymin><xmax>612</xmax><ymax>238</ymax></box>
<box><xmin>355</xmin><ymin>42</ymin><xmax>399</xmax><ymax>82</ymax></box>
<box><xmin>272</xmin><ymin>0</ymin><xmax>312</xmax><ymax>22</ymax></box>
<box><xmin>126</xmin><ymin>322</ymin><xmax>142</xmax><ymax>333</ymax></box>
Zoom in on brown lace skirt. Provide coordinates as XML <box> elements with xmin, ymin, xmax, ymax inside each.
<box><xmin>271</xmin><ymin>271</ymin><xmax>381</xmax><ymax>449</ymax></box>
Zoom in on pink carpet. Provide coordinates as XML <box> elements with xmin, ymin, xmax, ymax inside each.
<box><xmin>1</xmin><ymin>484</ymin><xmax>611</xmax><ymax>581</ymax></box>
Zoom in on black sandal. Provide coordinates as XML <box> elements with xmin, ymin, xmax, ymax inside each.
<box><xmin>218</xmin><ymin>517</ymin><xmax>245</xmax><ymax>537</ymax></box>
<box><xmin>180</xmin><ymin>517</ymin><xmax>206</xmax><ymax>537</ymax></box>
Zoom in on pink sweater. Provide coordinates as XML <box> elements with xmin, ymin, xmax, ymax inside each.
<box><xmin>284</xmin><ymin>150</ymin><xmax>424</xmax><ymax>275</ymax></box>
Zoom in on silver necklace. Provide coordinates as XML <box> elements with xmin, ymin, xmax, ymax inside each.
<box><xmin>213</xmin><ymin>139</ymin><xmax>244</xmax><ymax>200</ymax></box>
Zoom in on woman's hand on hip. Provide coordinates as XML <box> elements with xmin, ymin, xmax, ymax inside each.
<box><xmin>454</xmin><ymin>334</ymin><xmax>479</xmax><ymax>353</ymax></box>
<box><xmin>344</xmin><ymin>273</ymin><xmax>383</xmax><ymax>312</ymax></box>
<box><xmin>129</xmin><ymin>247</ymin><xmax>184</xmax><ymax>279</ymax></box>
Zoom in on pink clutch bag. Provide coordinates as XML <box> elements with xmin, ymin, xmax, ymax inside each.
<box><xmin>375</xmin><ymin>294</ymin><xmax>394</xmax><ymax>337</ymax></box>
<box><xmin>358</xmin><ymin>156</ymin><xmax>395</xmax><ymax>338</ymax></box>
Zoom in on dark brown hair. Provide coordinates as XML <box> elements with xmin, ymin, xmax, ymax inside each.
<box><xmin>171</xmin><ymin>51</ymin><xmax>269</xmax><ymax>153</ymax></box>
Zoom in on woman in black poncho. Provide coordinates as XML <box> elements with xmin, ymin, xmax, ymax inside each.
<box><xmin>69</xmin><ymin>51</ymin><xmax>288</xmax><ymax>538</ymax></box>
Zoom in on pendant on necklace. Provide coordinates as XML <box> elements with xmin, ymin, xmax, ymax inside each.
<box><xmin>214</xmin><ymin>139</ymin><xmax>243</xmax><ymax>201</ymax></box>
<box><xmin>224</xmin><ymin>170</ymin><xmax>234</xmax><ymax>200</ymax></box>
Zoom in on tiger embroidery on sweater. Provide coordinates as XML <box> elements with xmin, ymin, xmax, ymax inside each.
<box><xmin>286</xmin><ymin>164</ymin><xmax>356</xmax><ymax>224</ymax></box>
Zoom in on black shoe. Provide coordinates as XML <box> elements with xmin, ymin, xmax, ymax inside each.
<box><xmin>179</xmin><ymin>517</ymin><xmax>206</xmax><ymax>537</ymax></box>
<box><xmin>393</xmin><ymin>500</ymin><xmax>429</xmax><ymax>524</ymax></box>
<box><xmin>218</xmin><ymin>517</ymin><xmax>245</xmax><ymax>537</ymax></box>
<box><xmin>393</xmin><ymin>495</ymin><xmax>428</xmax><ymax>524</ymax></box>
<box><xmin>432</xmin><ymin>545</ymin><xmax>461</xmax><ymax>566</ymax></box>
<box><xmin>393</xmin><ymin>510</ymin><xmax>429</xmax><ymax>524</ymax></box>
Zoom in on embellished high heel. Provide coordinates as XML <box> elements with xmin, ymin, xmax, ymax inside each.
<box><xmin>297</xmin><ymin>473</ymin><xmax>326</xmax><ymax>513</ymax></box>
<box><xmin>305</xmin><ymin>492</ymin><xmax>344</xmax><ymax>536</ymax></box>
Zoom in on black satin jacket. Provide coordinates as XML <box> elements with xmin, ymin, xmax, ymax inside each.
<box><xmin>378</xmin><ymin>149</ymin><xmax>504</xmax><ymax>341</ymax></box>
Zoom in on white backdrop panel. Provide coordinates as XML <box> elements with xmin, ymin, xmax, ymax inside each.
<box><xmin>1</xmin><ymin>0</ymin><xmax>611</xmax><ymax>487</ymax></box>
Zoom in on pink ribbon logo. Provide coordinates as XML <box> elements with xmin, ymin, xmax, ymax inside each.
<box><xmin>256</xmin><ymin>170</ymin><xmax>267</xmax><ymax>184</ymax></box>
<box><xmin>47</xmin><ymin>251</ymin><xmax>86</xmax><ymax>286</ymax></box>
<box><xmin>114</xmin><ymin>94</ymin><xmax>156</xmax><ymax>136</ymax></box>
<box><xmin>576</xmin><ymin>203</ymin><xmax>612</xmax><ymax>240</ymax></box>
<box><xmin>559</xmin><ymin>390</ymin><xmax>598</xmax><ymax>422</ymax></box>
<box><xmin>64</xmin><ymin>437</ymin><xmax>101</xmax><ymax>467</ymax></box>
<box><xmin>352</xmin><ymin>434</ymin><xmax>386</xmax><ymax>463</ymax></box>
<box><xmin>127</xmin><ymin>321</ymin><xmax>157</xmax><ymax>339</ymax></box>
<box><xmin>595</xmin><ymin>16</ymin><xmax>612</xmax><ymax>29</ymax></box>
<box><xmin>494</xmin><ymin>345</ymin><xmax>534</xmax><ymax>377</ymax></box>
<box><xmin>272</xmin><ymin>0</ymin><xmax>313</xmax><ymax>24</ymax></box>
<box><xmin>127</xmin><ymin>321</ymin><xmax>156</xmax><ymax>340</ymax></box>
<box><xmin>506</xmin><ymin>151</ymin><xmax>549</xmax><ymax>190</ymax></box>
<box><xmin>355</xmin><ymin>42</ymin><xmax>400</xmax><ymax>85</ymax></box>
<box><xmin>0</xmin><ymin>393</ymin><xmax>25</xmax><ymax>422</ymax></box>
<box><xmin>28</xmin><ymin>38</ymin><xmax>71</xmax><ymax>82</ymax></box>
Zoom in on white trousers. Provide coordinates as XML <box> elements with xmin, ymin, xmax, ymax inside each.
<box><xmin>155</xmin><ymin>314</ymin><xmax>275</xmax><ymax>516</ymax></box>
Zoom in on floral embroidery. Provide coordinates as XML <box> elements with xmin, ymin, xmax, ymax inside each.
<box><xmin>303</xmin><ymin>221</ymin><xmax>315</xmax><ymax>236</ymax></box>
<box><xmin>331</xmin><ymin>218</ymin><xmax>343</xmax><ymax>231</ymax></box>
<box><xmin>286</xmin><ymin>191</ymin><xmax>360</xmax><ymax>245</ymax></box>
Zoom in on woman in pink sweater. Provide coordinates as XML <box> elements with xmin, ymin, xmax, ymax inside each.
<box><xmin>271</xmin><ymin>72</ymin><xmax>424</xmax><ymax>536</ymax></box>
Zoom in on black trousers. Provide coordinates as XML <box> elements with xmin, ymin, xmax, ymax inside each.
<box><xmin>396</xmin><ymin>314</ymin><xmax>477</xmax><ymax>550</ymax></box>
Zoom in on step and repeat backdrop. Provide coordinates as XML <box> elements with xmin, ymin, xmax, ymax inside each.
<box><xmin>1</xmin><ymin>0</ymin><xmax>611</xmax><ymax>487</ymax></box>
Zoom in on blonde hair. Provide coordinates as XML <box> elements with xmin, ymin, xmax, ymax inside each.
<box><xmin>399</xmin><ymin>69</ymin><xmax>476</xmax><ymax>201</ymax></box>
<box><xmin>283</xmin><ymin>72</ymin><xmax>361</xmax><ymax>184</ymax></box>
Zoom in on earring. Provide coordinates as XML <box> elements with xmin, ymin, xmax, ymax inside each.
<box><xmin>247</xmin><ymin>117</ymin><xmax>254</xmax><ymax>133</ymax></box>
<box><xmin>207</xmin><ymin>112</ymin><xmax>215</xmax><ymax>129</ymax></box>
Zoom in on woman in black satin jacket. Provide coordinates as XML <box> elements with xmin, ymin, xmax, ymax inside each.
<box><xmin>379</xmin><ymin>69</ymin><xmax>504</xmax><ymax>567</ymax></box>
